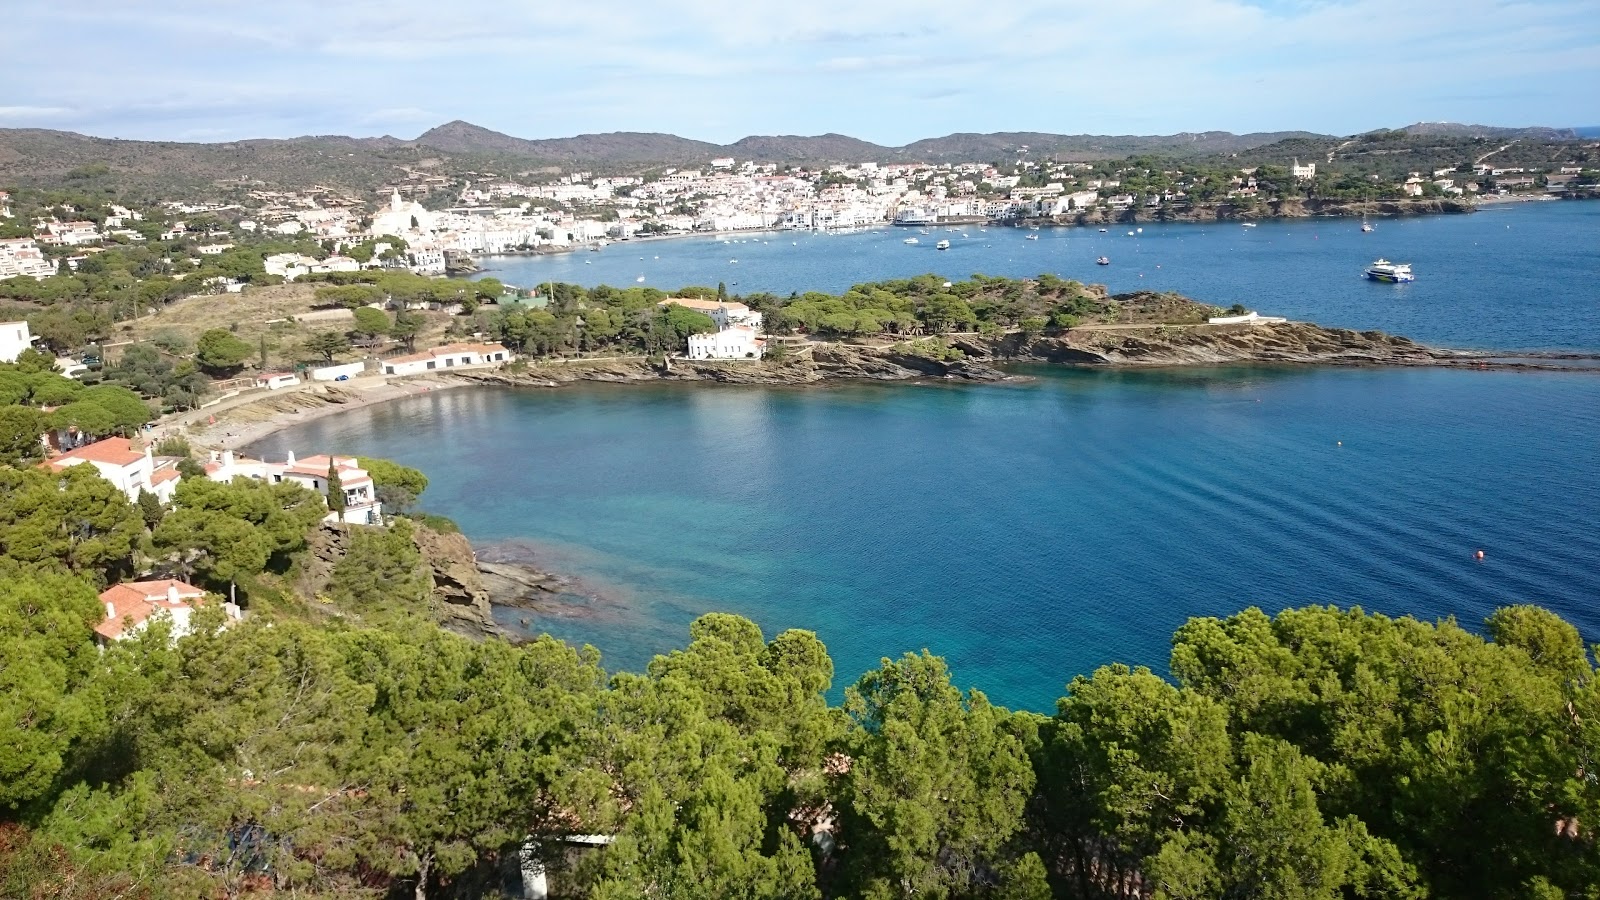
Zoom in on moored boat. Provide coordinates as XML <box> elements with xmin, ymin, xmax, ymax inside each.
<box><xmin>1096</xmin><ymin>256</ymin><xmax>1110</xmax><ymax>265</ymax></box>
<box><xmin>1364</xmin><ymin>258</ymin><xmax>1415</xmax><ymax>283</ymax></box>
<box><xmin>935</xmin><ymin>239</ymin><xmax>951</xmax><ymax>250</ymax></box>
<box><xmin>904</xmin><ymin>237</ymin><xmax>919</xmax><ymax>245</ymax></box>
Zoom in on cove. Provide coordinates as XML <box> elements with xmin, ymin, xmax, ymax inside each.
<box><xmin>249</xmin><ymin>365</ymin><xmax>1600</xmax><ymax>711</ymax></box>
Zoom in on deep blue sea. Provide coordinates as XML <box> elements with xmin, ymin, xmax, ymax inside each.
<box><xmin>253</xmin><ymin>202</ymin><xmax>1600</xmax><ymax>711</ymax></box>
<box><xmin>475</xmin><ymin>200</ymin><xmax>1600</xmax><ymax>352</ymax></box>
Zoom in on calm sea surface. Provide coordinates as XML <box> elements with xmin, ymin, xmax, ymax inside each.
<box><xmin>474</xmin><ymin>200</ymin><xmax>1600</xmax><ymax>352</ymax></box>
<box><xmin>254</xmin><ymin>202</ymin><xmax>1600</xmax><ymax>710</ymax></box>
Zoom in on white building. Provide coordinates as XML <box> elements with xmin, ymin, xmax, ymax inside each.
<box><xmin>256</xmin><ymin>372</ymin><xmax>301</xmax><ymax>390</ymax></box>
<box><xmin>372</xmin><ymin>188</ymin><xmax>435</xmax><ymax>238</ymax></box>
<box><xmin>264</xmin><ymin>252</ymin><xmax>319</xmax><ymax>281</ymax></box>
<box><xmin>0</xmin><ymin>238</ymin><xmax>55</xmax><ymax>280</ymax></box>
<box><xmin>46</xmin><ymin>437</ymin><xmax>183</xmax><ymax>504</ymax></box>
<box><xmin>407</xmin><ymin>245</ymin><xmax>446</xmax><ymax>275</ymax></box>
<box><xmin>1290</xmin><ymin>159</ymin><xmax>1317</xmax><ymax>180</ymax></box>
<box><xmin>206</xmin><ymin>450</ymin><xmax>383</xmax><ymax>525</ymax></box>
<box><xmin>380</xmin><ymin>342</ymin><xmax>513</xmax><ymax>376</ymax></box>
<box><xmin>1</xmin><ymin>320</ymin><xmax>35</xmax><ymax>362</ymax></box>
<box><xmin>96</xmin><ymin>579</ymin><xmax>240</xmax><ymax>644</ymax></box>
<box><xmin>688</xmin><ymin>325</ymin><xmax>764</xmax><ymax>360</ymax></box>
<box><xmin>40</xmin><ymin>221</ymin><xmax>101</xmax><ymax>246</ymax></box>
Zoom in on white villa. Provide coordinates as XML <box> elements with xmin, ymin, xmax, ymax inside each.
<box><xmin>46</xmin><ymin>437</ymin><xmax>183</xmax><ymax>504</ymax></box>
<box><xmin>381</xmin><ymin>342</ymin><xmax>512</xmax><ymax>376</ymax></box>
<box><xmin>660</xmin><ymin>298</ymin><xmax>766</xmax><ymax>360</ymax></box>
<box><xmin>264</xmin><ymin>253</ymin><xmax>361</xmax><ymax>282</ymax></box>
<box><xmin>206</xmin><ymin>450</ymin><xmax>383</xmax><ymax>525</ymax></box>
<box><xmin>1</xmin><ymin>320</ymin><xmax>35</xmax><ymax>362</ymax></box>
<box><xmin>96</xmin><ymin>579</ymin><xmax>241</xmax><ymax>644</ymax></box>
<box><xmin>1290</xmin><ymin>159</ymin><xmax>1317</xmax><ymax>180</ymax></box>
<box><xmin>688</xmin><ymin>324</ymin><xmax>764</xmax><ymax>360</ymax></box>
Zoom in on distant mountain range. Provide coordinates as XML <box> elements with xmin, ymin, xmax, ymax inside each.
<box><xmin>411</xmin><ymin>120</ymin><xmax>1330</xmax><ymax>164</ymax></box>
<box><xmin>0</xmin><ymin>121</ymin><xmax>1585</xmax><ymax>194</ymax></box>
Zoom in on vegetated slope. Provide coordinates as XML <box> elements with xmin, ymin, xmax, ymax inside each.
<box><xmin>1</xmin><ymin>119</ymin><xmax>1587</xmax><ymax>196</ymax></box>
<box><xmin>896</xmin><ymin>129</ymin><xmax>1329</xmax><ymax>161</ymax></box>
<box><xmin>0</xmin><ymin>128</ymin><xmax>442</xmax><ymax>194</ymax></box>
<box><xmin>415</xmin><ymin>120</ymin><xmax>723</xmax><ymax>164</ymax></box>
<box><xmin>1215</xmin><ymin>128</ymin><xmax>1593</xmax><ymax>180</ymax></box>
<box><xmin>1399</xmin><ymin>121</ymin><xmax>1580</xmax><ymax>140</ymax></box>
<box><xmin>726</xmin><ymin>132</ymin><xmax>892</xmax><ymax>163</ymax></box>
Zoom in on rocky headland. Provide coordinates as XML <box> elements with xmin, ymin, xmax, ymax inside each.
<box><xmin>1056</xmin><ymin>197</ymin><xmax>1475</xmax><ymax>227</ymax></box>
<box><xmin>457</xmin><ymin>300</ymin><xmax>1477</xmax><ymax>392</ymax></box>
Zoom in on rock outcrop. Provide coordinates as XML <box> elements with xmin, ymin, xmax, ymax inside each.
<box><xmin>411</xmin><ymin>524</ymin><xmax>500</xmax><ymax>638</ymax></box>
<box><xmin>295</xmin><ymin>520</ymin><xmax>502</xmax><ymax>638</ymax></box>
<box><xmin>458</xmin><ymin>319</ymin><xmax>1466</xmax><ymax>393</ymax></box>
<box><xmin>999</xmin><ymin>322</ymin><xmax>1451</xmax><ymax>368</ymax></box>
<box><xmin>1058</xmin><ymin>197</ymin><xmax>1475</xmax><ymax>227</ymax></box>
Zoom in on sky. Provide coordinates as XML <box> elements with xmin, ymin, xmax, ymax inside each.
<box><xmin>3</xmin><ymin>0</ymin><xmax>1597</xmax><ymax>144</ymax></box>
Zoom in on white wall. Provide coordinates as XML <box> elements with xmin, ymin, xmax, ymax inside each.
<box><xmin>311</xmin><ymin>361</ymin><xmax>367</xmax><ymax>381</ymax></box>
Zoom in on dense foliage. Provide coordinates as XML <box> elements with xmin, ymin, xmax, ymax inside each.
<box><xmin>2</xmin><ymin>446</ymin><xmax>1597</xmax><ymax>898</ymax></box>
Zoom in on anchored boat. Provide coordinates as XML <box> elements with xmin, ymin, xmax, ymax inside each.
<box><xmin>1364</xmin><ymin>259</ymin><xmax>1415</xmax><ymax>283</ymax></box>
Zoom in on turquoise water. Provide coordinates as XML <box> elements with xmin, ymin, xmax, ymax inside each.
<box><xmin>474</xmin><ymin>200</ymin><xmax>1600</xmax><ymax>352</ymax></box>
<box><xmin>250</xmin><ymin>367</ymin><xmax>1600</xmax><ymax>710</ymax></box>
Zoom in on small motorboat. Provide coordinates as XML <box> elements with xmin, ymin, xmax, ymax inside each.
<box><xmin>1096</xmin><ymin>256</ymin><xmax>1111</xmax><ymax>266</ymax></box>
<box><xmin>904</xmin><ymin>237</ymin><xmax>919</xmax><ymax>245</ymax></box>
<box><xmin>1098</xmin><ymin>228</ymin><xmax>1108</xmax><ymax>232</ymax></box>
<box><xmin>1025</xmin><ymin>234</ymin><xmax>1039</xmax><ymax>241</ymax></box>
<box><xmin>935</xmin><ymin>240</ymin><xmax>951</xmax><ymax>250</ymax></box>
<box><xmin>1242</xmin><ymin>222</ymin><xmax>1257</xmax><ymax>228</ymax></box>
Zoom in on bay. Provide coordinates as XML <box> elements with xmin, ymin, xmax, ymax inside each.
<box><xmin>472</xmin><ymin>200</ymin><xmax>1600</xmax><ymax>352</ymax></box>
<box><xmin>249</xmin><ymin>366</ymin><xmax>1600</xmax><ymax>711</ymax></box>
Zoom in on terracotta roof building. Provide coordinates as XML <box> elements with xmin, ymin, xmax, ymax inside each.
<box><xmin>96</xmin><ymin>579</ymin><xmax>240</xmax><ymax>643</ymax></box>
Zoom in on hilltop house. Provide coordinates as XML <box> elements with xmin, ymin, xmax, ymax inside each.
<box><xmin>46</xmin><ymin>437</ymin><xmax>183</xmax><ymax>504</ymax></box>
<box><xmin>96</xmin><ymin>579</ymin><xmax>240</xmax><ymax>644</ymax></box>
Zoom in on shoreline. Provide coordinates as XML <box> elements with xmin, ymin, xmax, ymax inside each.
<box><xmin>178</xmin><ymin>337</ymin><xmax>1600</xmax><ymax>460</ymax></box>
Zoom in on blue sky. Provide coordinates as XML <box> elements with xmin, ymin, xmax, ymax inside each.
<box><xmin>3</xmin><ymin>0</ymin><xmax>1597</xmax><ymax>143</ymax></box>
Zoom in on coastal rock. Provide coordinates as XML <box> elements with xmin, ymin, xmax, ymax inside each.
<box><xmin>1058</xmin><ymin>197</ymin><xmax>1475</xmax><ymax>227</ymax></box>
<box><xmin>295</xmin><ymin>521</ymin><xmax>502</xmax><ymax>638</ymax></box>
<box><xmin>991</xmin><ymin>322</ymin><xmax>1445</xmax><ymax>368</ymax></box>
<box><xmin>411</xmin><ymin>523</ymin><xmax>501</xmax><ymax>638</ymax></box>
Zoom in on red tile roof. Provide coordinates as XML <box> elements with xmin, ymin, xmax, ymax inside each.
<box><xmin>47</xmin><ymin>437</ymin><xmax>145</xmax><ymax>469</ymax></box>
<box><xmin>96</xmin><ymin>580</ymin><xmax>207</xmax><ymax>641</ymax></box>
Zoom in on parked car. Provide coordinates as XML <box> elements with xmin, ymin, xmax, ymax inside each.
<box><xmin>335</xmin><ymin>374</ymin><xmax>351</xmax><ymax>381</ymax></box>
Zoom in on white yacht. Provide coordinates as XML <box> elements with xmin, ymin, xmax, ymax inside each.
<box><xmin>935</xmin><ymin>239</ymin><xmax>951</xmax><ymax>250</ymax></box>
<box><xmin>904</xmin><ymin>237</ymin><xmax>919</xmax><ymax>245</ymax></box>
<box><xmin>1364</xmin><ymin>259</ymin><xmax>1415</xmax><ymax>283</ymax></box>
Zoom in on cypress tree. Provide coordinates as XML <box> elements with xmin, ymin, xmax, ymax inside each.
<box><xmin>326</xmin><ymin>458</ymin><xmax>346</xmax><ymax>519</ymax></box>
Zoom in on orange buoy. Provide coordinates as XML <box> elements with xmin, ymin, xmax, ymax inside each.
<box><xmin>1474</xmin><ymin>550</ymin><xmax>1485</xmax><ymax>560</ymax></box>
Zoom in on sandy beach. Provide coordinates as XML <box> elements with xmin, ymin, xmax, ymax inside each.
<box><xmin>153</xmin><ymin>372</ymin><xmax>481</xmax><ymax>454</ymax></box>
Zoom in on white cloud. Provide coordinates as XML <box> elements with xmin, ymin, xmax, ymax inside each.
<box><xmin>0</xmin><ymin>0</ymin><xmax>1594</xmax><ymax>142</ymax></box>
<box><xmin>0</xmin><ymin>105</ymin><xmax>75</xmax><ymax>119</ymax></box>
